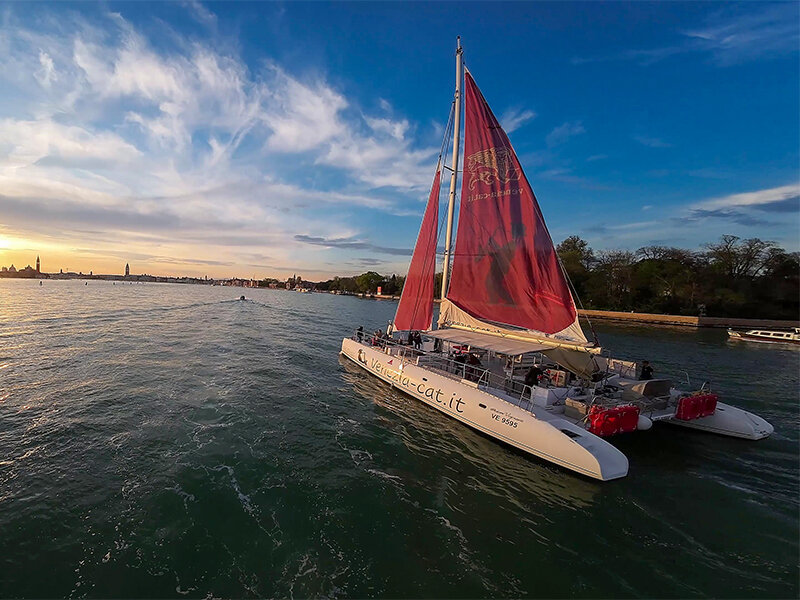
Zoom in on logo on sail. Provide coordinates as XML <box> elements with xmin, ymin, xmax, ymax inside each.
<box><xmin>466</xmin><ymin>146</ymin><xmax>520</xmax><ymax>192</ymax></box>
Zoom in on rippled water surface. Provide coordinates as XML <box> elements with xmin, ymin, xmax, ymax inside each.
<box><xmin>1</xmin><ymin>280</ymin><xmax>798</xmax><ymax>598</ymax></box>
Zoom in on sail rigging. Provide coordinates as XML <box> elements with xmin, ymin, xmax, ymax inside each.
<box><xmin>445</xmin><ymin>70</ymin><xmax>585</xmax><ymax>343</ymax></box>
<box><xmin>393</xmin><ymin>169</ymin><xmax>442</xmax><ymax>332</ymax></box>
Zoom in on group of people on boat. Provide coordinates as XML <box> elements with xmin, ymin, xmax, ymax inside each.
<box><xmin>356</xmin><ymin>326</ymin><xmax>426</xmax><ymax>351</ymax></box>
<box><xmin>356</xmin><ymin>326</ymin><xmax>390</xmax><ymax>348</ymax></box>
<box><xmin>407</xmin><ymin>330</ymin><xmax>423</xmax><ymax>349</ymax></box>
<box><xmin>449</xmin><ymin>349</ymin><xmax>484</xmax><ymax>382</ymax></box>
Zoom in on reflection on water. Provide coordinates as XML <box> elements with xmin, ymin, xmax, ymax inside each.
<box><xmin>340</xmin><ymin>356</ymin><xmax>600</xmax><ymax>510</ymax></box>
<box><xmin>0</xmin><ymin>279</ymin><xmax>797</xmax><ymax>598</ymax></box>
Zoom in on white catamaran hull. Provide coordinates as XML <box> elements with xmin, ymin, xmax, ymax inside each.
<box><xmin>341</xmin><ymin>338</ymin><xmax>629</xmax><ymax>481</ymax></box>
<box><xmin>667</xmin><ymin>402</ymin><xmax>774</xmax><ymax>440</ymax></box>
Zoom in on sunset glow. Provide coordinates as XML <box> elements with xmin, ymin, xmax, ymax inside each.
<box><xmin>0</xmin><ymin>2</ymin><xmax>797</xmax><ymax>280</ymax></box>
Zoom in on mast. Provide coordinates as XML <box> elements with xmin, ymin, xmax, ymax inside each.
<box><xmin>440</xmin><ymin>36</ymin><xmax>463</xmax><ymax>300</ymax></box>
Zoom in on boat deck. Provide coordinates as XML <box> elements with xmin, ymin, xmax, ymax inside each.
<box><xmin>363</xmin><ymin>334</ymin><xmax>561</xmax><ymax>415</ymax></box>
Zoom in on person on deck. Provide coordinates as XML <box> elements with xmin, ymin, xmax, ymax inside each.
<box><xmin>356</xmin><ymin>326</ymin><xmax>364</xmax><ymax>342</ymax></box>
<box><xmin>413</xmin><ymin>331</ymin><xmax>422</xmax><ymax>350</ymax></box>
<box><xmin>640</xmin><ymin>360</ymin><xmax>654</xmax><ymax>380</ymax></box>
<box><xmin>452</xmin><ymin>351</ymin><xmax>467</xmax><ymax>376</ymax></box>
<box><xmin>525</xmin><ymin>365</ymin><xmax>543</xmax><ymax>388</ymax></box>
<box><xmin>466</xmin><ymin>353</ymin><xmax>483</xmax><ymax>382</ymax></box>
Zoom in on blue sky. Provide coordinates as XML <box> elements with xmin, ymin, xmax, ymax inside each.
<box><xmin>0</xmin><ymin>1</ymin><xmax>797</xmax><ymax>278</ymax></box>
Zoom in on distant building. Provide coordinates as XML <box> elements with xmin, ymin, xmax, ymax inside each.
<box><xmin>8</xmin><ymin>264</ymin><xmax>16</xmax><ymax>273</ymax></box>
<box><xmin>36</xmin><ymin>255</ymin><xmax>40</xmax><ymax>273</ymax></box>
<box><xmin>125</xmin><ymin>263</ymin><xmax>130</xmax><ymax>277</ymax></box>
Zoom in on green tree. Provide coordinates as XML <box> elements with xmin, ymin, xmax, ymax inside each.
<box><xmin>355</xmin><ymin>271</ymin><xmax>384</xmax><ymax>293</ymax></box>
<box><xmin>557</xmin><ymin>236</ymin><xmax>595</xmax><ymax>302</ymax></box>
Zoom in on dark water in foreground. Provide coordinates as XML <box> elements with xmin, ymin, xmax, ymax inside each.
<box><xmin>0</xmin><ymin>280</ymin><xmax>797</xmax><ymax>598</ymax></box>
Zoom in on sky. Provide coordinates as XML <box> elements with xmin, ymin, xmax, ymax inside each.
<box><xmin>0</xmin><ymin>1</ymin><xmax>798</xmax><ymax>279</ymax></box>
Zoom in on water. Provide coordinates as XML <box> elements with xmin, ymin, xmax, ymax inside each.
<box><xmin>0</xmin><ymin>280</ymin><xmax>797</xmax><ymax>598</ymax></box>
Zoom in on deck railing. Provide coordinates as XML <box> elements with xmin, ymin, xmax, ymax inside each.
<box><xmin>351</xmin><ymin>329</ymin><xmax>541</xmax><ymax>413</ymax></box>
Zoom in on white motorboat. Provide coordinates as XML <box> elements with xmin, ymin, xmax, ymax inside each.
<box><xmin>340</xmin><ymin>39</ymin><xmax>773</xmax><ymax>481</ymax></box>
<box><xmin>728</xmin><ymin>328</ymin><xmax>800</xmax><ymax>345</ymax></box>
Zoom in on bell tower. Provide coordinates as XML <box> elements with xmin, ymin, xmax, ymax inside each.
<box><xmin>36</xmin><ymin>255</ymin><xmax>40</xmax><ymax>273</ymax></box>
<box><xmin>125</xmin><ymin>263</ymin><xmax>130</xmax><ymax>277</ymax></box>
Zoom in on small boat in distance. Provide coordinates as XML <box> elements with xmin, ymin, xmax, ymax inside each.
<box><xmin>340</xmin><ymin>39</ymin><xmax>773</xmax><ymax>481</ymax></box>
<box><xmin>728</xmin><ymin>328</ymin><xmax>800</xmax><ymax>345</ymax></box>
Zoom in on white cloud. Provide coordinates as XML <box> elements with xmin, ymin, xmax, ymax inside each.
<box><xmin>683</xmin><ymin>4</ymin><xmax>800</xmax><ymax>66</ymax></box>
<box><xmin>185</xmin><ymin>0</ymin><xmax>218</xmax><ymax>28</ymax></box>
<box><xmin>0</xmin><ymin>7</ymin><xmax>441</xmax><ymax>277</ymax></box>
<box><xmin>365</xmin><ymin>116</ymin><xmax>409</xmax><ymax>141</ymax></box>
<box><xmin>546</xmin><ymin>121</ymin><xmax>585</xmax><ymax>147</ymax></box>
<box><xmin>572</xmin><ymin>4</ymin><xmax>799</xmax><ymax>67</ymax></box>
<box><xmin>263</xmin><ymin>66</ymin><xmax>347</xmax><ymax>152</ymax></box>
<box><xmin>500</xmin><ymin>108</ymin><xmax>536</xmax><ymax>133</ymax></box>
<box><xmin>0</xmin><ymin>118</ymin><xmax>141</xmax><ymax>168</ymax></box>
<box><xmin>692</xmin><ymin>183</ymin><xmax>800</xmax><ymax>210</ymax></box>
<box><xmin>320</xmin><ymin>133</ymin><xmax>436</xmax><ymax>190</ymax></box>
<box><xmin>34</xmin><ymin>50</ymin><xmax>56</xmax><ymax>88</ymax></box>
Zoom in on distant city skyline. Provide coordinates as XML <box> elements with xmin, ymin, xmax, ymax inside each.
<box><xmin>0</xmin><ymin>2</ymin><xmax>797</xmax><ymax>279</ymax></box>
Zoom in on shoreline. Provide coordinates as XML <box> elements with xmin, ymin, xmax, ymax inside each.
<box><xmin>7</xmin><ymin>280</ymin><xmax>797</xmax><ymax>330</ymax></box>
<box><xmin>366</xmin><ymin>293</ymin><xmax>798</xmax><ymax>330</ymax></box>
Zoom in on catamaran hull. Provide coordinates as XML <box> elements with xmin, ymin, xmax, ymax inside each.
<box><xmin>341</xmin><ymin>338</ymin><xmax>628</xmax><ymax>481</ymax></box>
<box><xmin>666</xmin><ymin>402</ymin><xmax>774</xmax><ymax>440</ymax></box>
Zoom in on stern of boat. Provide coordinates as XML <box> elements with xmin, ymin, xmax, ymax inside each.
<box><xmin>667</xmin><ymin>401</ymin><xmax>774</xmax><ymax>440</ymax></box>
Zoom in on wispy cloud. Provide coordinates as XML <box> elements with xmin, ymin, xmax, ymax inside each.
<box><xmin>572</xmin><ymin>4</ymin><xmax>799</xmax><ymax>67</ymax></box>
<box><xmin>675</xmin><ymin>183</ymin><xmax>800</xmax><ymax>227</ymax></box>
<box><xmin>677</xmin><ymin>208</ymin><xmax>773</xmax><ymax>227</ymax></box>
<box><xmin>34</xmin><ymin>50</ymin><xmax>57</xmax><ymax>88</ymax></box>
<box><xmin>634</xmin><ymin>135</ymin><xmax>672</xmax><ymax>149</ymax></box>
<box><xmin>684</xmin><ymin>4</ymin><xmax>800</xmax><ymax>66</ymax></box>
<box><xmin>580</xmin><ymin>183</ymin><xmax>799</xmax><ymax>250</ymax></box>
<box><xmin>184</xmin><ymin>0</ymin><xmax>218</xmax><ymax>28</ymax></box>
<box><xmin>500</xmin><ymin>108</ymin><xmax>536</xmax><ymax>133</ymax></box>
<box><xmin>0</xmin><ymin>6</ymin><xmax>437</xmax><ymax>277</ymax></box>
<box><xmin>692</xmin><ymin>183</ymin><xmax>800</xmax><ymax>211</ymax></box>
<box><xmin>546</xmin><ymin>121</ymin><xmax>585</xmax><ymax>147</ymax></box>
<box><xmin>294</xmin><ymin>234</ymin><xmax>412</xmax><ymax>256</ymax></box>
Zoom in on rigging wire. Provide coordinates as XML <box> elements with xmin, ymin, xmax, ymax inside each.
<box><xmin>400</xmin><ymin>67</ymin><xmax>595</xmax><ymax>349</ymax></box>
<box><xmin>399</xmin><ymin>99</ymin><xmax>456</xmax><ymax>332</ymax></box>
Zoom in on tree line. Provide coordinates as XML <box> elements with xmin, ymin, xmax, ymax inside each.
<box><xmin>301</xmin><ymin>235</ymin><xmax>799</xmax><ymax>320</ymax></box>
<box><xmin>314</xmin><ymin>272</ymin><xmax>406</xmax><ymax>295</ymax></box>
<box><xmin>555</xmin><ymin>235</ymin><xmax>798</xmax><ymax>319</ymax></box>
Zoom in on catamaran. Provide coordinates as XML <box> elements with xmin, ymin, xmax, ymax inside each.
<box><xmin>340</xmin><ymin>39</ymin><xmax>773</xmax><ymax>481</ymax></box>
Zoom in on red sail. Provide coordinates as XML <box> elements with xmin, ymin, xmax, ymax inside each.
<box><xmin>447</xmin><ymin>71</ymin><xmax>577</xmax><ymax>335</ymax></box>
<box><xmin>394</xmin><ymin>170</ymin><xmax>441</xmax><ymax>331</ymax></box>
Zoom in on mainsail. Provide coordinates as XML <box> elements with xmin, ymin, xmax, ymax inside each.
<box><xmin>445</xmin><ymin>71</ymin><xmax>586</xmax><ymax>344</ymax></box>
<box><xmin>394</xmin><ymin>169</ymin><xmax>441</xmax><ymax>331</ymax></box>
